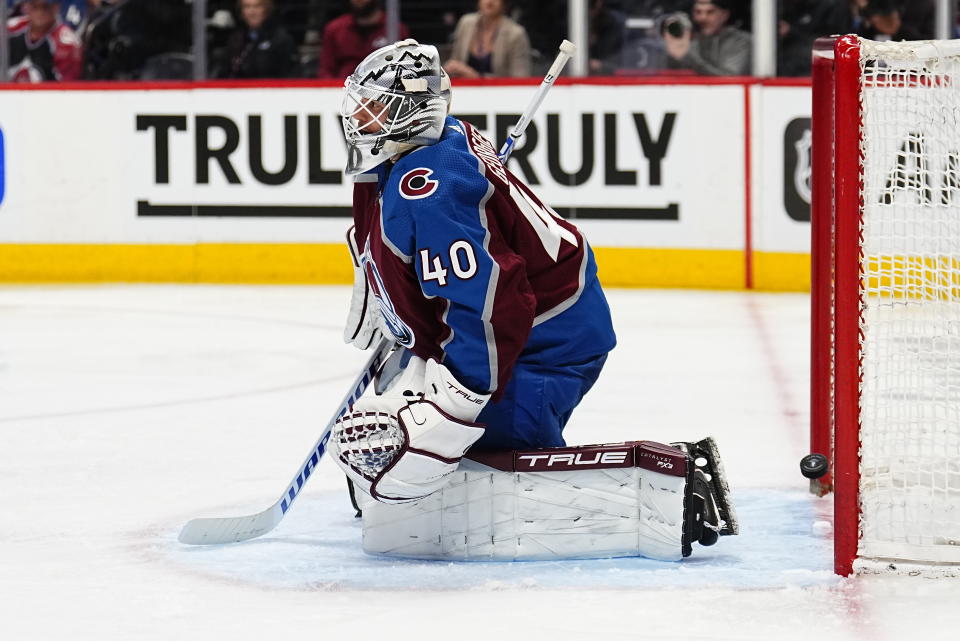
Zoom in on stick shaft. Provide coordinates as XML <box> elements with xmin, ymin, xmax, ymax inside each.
<box><xmin>278</xmin><ymin>337</ymin><xmax>392</xmax><ymax>516</ymax></box>
<box><xmin>497</xmin><ymin>40</ymin><xmax>577</xmax><ymax>162</ymax></box>
<box><xmin>178</xmin><ymin>338</ymin><xmax>393</xmax><ymax>545</ymax></box>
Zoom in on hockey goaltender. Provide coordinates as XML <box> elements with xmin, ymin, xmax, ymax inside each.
<box><xmin>332</xmin><ymin>39</ymin><xmax>738</xmax><ymax>561</ymax></box>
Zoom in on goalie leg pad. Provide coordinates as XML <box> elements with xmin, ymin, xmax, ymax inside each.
<box><xmin>359</xmin><ymin>440</ymin><xmax>733</xmax><ymax>562</ymax></box>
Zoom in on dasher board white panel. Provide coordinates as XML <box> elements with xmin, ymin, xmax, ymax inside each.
<box><xmin>751</xmin><ymin>85</ymin><xmax>812</xmax><ymax>254</ymax></box>
<box><xmin>0</xmin><ymin>84</ymin><xmax>743</xmax><ymax>249</ymax></box>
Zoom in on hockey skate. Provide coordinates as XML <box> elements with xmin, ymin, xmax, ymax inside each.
<box><xmin>674</xmin><ymin>437</ymin><xmax>739</xmax><ymax>555</ymax></box>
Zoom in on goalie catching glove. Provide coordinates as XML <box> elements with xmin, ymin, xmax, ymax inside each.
<box><xmin>331</xmin><ymin>355</ymin><xmax>490</xmax><ymax>503</ymax></box>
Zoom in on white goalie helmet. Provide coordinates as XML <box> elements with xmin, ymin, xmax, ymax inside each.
<box><xmin>340</xmin><ymin>39</ymin><xmax>452</xmax><ymax>175</ymax></box>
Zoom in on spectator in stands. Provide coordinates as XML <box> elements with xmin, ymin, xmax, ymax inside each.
<box><xmin>206</xmin><ymin>1</ymin><xmax>239</xmax><ymax>68</ymax></box>
<box><xmin>777</xmin><ymin>0</ymin><xmax>821</xmax><ymax>76</ymax></box>
<box><xmin>621</xmin><ymin>0</ymin><xmax>693</xmax><ymax>13</ymax></box>
<box><xmin>397</xmin><ymin>0</ymin><xmax>474</xmax><ymax>48</ymax></box>
<box><xmin>811</xmin><ymin>0</ymin><xmax>868</xmax><ymax>37</ymax></box>
<box><xmin>7</xmin><ymin>0</ymin><xmax>82</xmax><ymax>82</ymax></box>
<box><xmin>302</xmin><ymin>0</ymin><xmax>328</xmax><ymax>48</ymax></box>
<box><xmin>82</xmin><ymin>0</ymin><xmax>191</xmax><ymax>80</ymax></box>
<box><xmin>75</xmin><ymin>0</ymin><xmax>114</xmax><ymax>39</ymax></box>
<box><xmin>60</xmin><ymin>0</ymin><xmax>85</xmax><ymax>29</ymax></box>
<box><xmin>588</xmin><ymin>0</ymin><xmax>626</xmax><ymax>75</ymax></box>
<box><xmin>514</xmin><ymin>0</ymin><xmax>564</xmax><ymax>69</ymax></box>
<box><xmin>663</xmin><ymin>0</ymin><xmax>751</xmax><ymax>76</ymax></box>
<box><xmin>446</xmin><ymin>0</ymin><xmax>531</xmax><ymax>78</ymax></box>
<box><xmin>214</xmin><ymin>0</ymin><xmax>296</xmax><ymax>78</ymax></box>
<box><xmin>317</xmin><ymin>0</ymin><xmax>409</xmax><ymax>79</ymax></box>
<box><xmin>861</xmin><ymin>0</ymin><xmax>934</xmax><ymax>42</ymax></box>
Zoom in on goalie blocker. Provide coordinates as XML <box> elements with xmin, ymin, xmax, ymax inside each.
<box><xmin>359</xmin><ymin>438</ymin><xmax>738</xmax><ymax>561</ymax></box>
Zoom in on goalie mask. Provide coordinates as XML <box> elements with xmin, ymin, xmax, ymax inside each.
<box><xmin>340</xmin><ymin>39</ymin><xmax>452</xmax><ymax>175</ymax></box>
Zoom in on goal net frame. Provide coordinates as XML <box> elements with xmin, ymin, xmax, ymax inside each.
<box><xmin>811</xmin><ymin>35</ymin><xmax>960</xmax><ymax>577</ymax></box>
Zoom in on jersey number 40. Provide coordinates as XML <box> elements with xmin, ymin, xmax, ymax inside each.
<box><xmin>419</xmin><ymin>240</ymin><xmax>477</xmax><ymax>287</ymax></box>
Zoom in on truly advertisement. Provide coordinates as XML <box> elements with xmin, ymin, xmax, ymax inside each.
<box><xmin>122</xmin><ymin>84</ymin><xmax>746</xmax><ymax>249</ymax></box>
<box><xmin>135</xmin><ymin>111</ymin><xmax>349</xmax><ymax>218</ymax></box>
<box><xmin>0</xmin><ymin>83</ymin><xmax>812</xmax><ymax>267</ymax></box>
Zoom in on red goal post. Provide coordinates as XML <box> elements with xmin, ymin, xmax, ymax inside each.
<box><xmin>812</xmin><ymin>35</ymin><xmax>960</xmax><ymax>576</ymax></box>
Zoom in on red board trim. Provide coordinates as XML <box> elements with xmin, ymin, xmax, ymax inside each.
<box><xmin>0</xmin><ymin>75</ymin><xmax>811</xmax><ymax>92</ymax></box>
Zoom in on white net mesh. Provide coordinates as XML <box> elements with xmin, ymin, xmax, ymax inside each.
<box><xmin>858</xmin><ymin>39</ymin><xmax>960</xmax><ymax>565</ymax></box>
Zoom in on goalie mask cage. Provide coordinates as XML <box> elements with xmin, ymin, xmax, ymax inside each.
<box><xmin>812</xmin><ymin>35</ymin><xmax>960</xmax><ymax>577</ymax></box>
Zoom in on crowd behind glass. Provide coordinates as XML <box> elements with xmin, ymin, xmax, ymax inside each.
<box><xmin>3</xmin><ymin>0</ymin><xmax>947</xmax><ymax>83</ymax></box>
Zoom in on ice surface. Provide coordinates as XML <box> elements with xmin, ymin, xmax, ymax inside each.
<box><xmin>3</xmin><ymin>285</ymin><xmax>960</xmax><ymax>641</ymax></box>
<box><xmin>161</xmin><ymin>489</ymin><xmax>834</xmax><ymax>591</ymax></box>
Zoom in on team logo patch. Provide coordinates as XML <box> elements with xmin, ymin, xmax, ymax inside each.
<box><xmin>399</xmin><ymin>168</ymin><xmax>439</xmax><ymax>200</ymax></box>
<box><xmin>362</xmin><ymin>242</ymin><xmax>416</xmax><ymax>348</ymax></box>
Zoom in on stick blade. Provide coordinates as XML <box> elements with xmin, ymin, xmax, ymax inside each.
<box><xmin>178</xmin><ymin>506</ymin><xmax>281</xmax><ymax>545</ymax></box>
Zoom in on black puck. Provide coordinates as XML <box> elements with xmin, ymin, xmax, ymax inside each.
<box><xmin>800</xmin><ymin>453</ymin><xmax>829</xmax><ymax>479</ymax></box>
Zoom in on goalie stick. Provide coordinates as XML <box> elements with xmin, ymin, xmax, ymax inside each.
<box><xmin>178</xmin><ymin>338</ymin><xmax>394</xmax><ymax>545</ymax></box>
<box><xmin>498</xmin><ymin>39</ymin><xmax>576</xmax><ymax>163</ymax></box>
<box><xmin>179</xmin><ymin>40</ymin><xmax>576</xmax><ymax>546</ymax></box>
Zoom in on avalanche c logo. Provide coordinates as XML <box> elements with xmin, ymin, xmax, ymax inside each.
<box><xmin>399</xmin><ymin>168</ymin><xmax>439</xmax><ymax>200</ymax></box>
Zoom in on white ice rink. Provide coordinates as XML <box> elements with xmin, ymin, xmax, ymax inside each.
<box><xmin>4</xmin><ymin>284</ymin><xmax>960</xmax><ymax>640</ymax></box>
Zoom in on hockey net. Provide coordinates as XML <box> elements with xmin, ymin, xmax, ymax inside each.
<box><xmin>812</xmin><ymin>36</ymin><xmax>960</xmax><ymax>576</ymax></box>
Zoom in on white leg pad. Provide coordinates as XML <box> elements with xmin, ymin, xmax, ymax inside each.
<box><xmin>359</xmin><ymin>441</ymin><xmax>690</xmax><ymax>561</ymax></box>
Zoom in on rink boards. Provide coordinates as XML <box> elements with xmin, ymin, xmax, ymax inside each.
<box><xmin>0</xmin><ymin>78</ymin><xmax>810</xmax><ymax>290</ymax></box>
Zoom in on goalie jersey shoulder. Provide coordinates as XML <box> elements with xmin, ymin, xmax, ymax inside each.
<box><xmin>378</xmin><ymin>119</ymin><xmax>491</xmax><ymax>245</ymax></box>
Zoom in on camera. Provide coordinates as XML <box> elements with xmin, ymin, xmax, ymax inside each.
<box><xmin>661</xmin><ymin>12</ymin><xmax>692</xmax><ymax>38</ymax></box>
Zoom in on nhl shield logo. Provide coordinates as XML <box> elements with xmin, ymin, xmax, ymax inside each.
<box><xmin>783</xmin><ymin>118</ymin><xmax>811</xmax><ymax>222</ymax></box>
<box><xmin>793</xmin><ymin>129</ymin><xmax>812</xmax><ymax>205</ymax></box>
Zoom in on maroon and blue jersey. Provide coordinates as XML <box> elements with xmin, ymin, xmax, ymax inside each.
<box><xmin>6</xmin><ymin>16</ymin><xmax>82</xmax><ymax>82</ymax></box>
<box><xmin>353</xmin><ymin>116</ymin><xmax>615</xmax><ymax>401</ymax></box>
